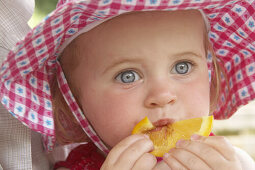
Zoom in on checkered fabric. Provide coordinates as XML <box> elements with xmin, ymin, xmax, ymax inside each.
<box><xmin>1</xmin><ymin>0</ymin><xmax>255</xmax><ymax>153</ymax></box>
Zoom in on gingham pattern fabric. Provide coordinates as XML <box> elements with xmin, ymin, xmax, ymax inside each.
<box><xmin>1</xmin><ymin>0</ymin><xmax>255</xmax><ymax>153</ymax></box>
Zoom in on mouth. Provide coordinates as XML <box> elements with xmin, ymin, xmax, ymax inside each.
<box><xmin>150</xmin><ymin>118</ymin><xmax>175</xmax><ymax>132</ymax></box>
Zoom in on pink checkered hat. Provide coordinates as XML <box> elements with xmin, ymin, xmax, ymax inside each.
<box><xmin>1</xmin><ymin>0</ymin><xmax>255</xmax><ymax>153</ymax></box>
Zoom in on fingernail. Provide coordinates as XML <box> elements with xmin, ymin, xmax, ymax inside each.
<box><xmin>191</xmin><ymin>134</ymin><xmax>201</xmax><ymax>140</ymax></box>
<box><xmin>143</xmin><ymin>134</ymin><xmax>150</xmax><ymax>139</ymax></box>
<box><xmin>163</xmin><ymin>152</ymin><xmax>170</xmax><ymax>159</ymax></box>
<box><xmin>176</xmin><ymin>139</ymin><xmax>188</xmax><ymax>148</ymax></box>
<box><xmin>168</xmin><ymin>148</ymin><xmax>175</xmax><ymax>152</ymax></box>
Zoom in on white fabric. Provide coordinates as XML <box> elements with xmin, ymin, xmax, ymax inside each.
<box><xmin>0</xmin><ymin>109</ymin><xmax>50</xmax><ymax>169</ymax></box>
<box><xmin>0</xmin><ymin>0</ymin><xmax>34</xmax><ymax>56</ymax></box>
<box><xmin>0</xmin><ymin>0</ymin><xmax>34</xmax><ymax>168</ymax></box>
<box><xmin>235</xmin><ymin>146</ymin><xmax>255</xmax><ymax>170</ymax></box>
<box><xmin>0</xmin><ymin>0</ymin><xmax>50</xmax><ymax>169</ymax></box>
<box><xmin>31</xmin><ymin>131</ymin><xmax>50</xmax><ymax>170</ymax></box>
<box><xmin>0</xmin><ymin>106</ymin><xmax>32</xmax><ymax>170</ymax></box>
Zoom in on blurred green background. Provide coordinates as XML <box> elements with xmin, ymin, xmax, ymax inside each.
<box><xmin>28</xmin><ymin>0</ymin><xmax>255</xmax><ymax>160</ymax></box>
<box><xmin>28</xmin><ymin>0</ymin><xmax>58</xmax><ymax>28</ymax></box>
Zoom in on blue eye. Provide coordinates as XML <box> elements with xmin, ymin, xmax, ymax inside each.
<box><xmin>174</xmin><ymin>61</ymin><xmax>192</xmax><ymax>74</ymax></box>
<box><xmin>115</xmin><ymin>70</ymin><xmax>141</xmax><ymax>83</ymax></box>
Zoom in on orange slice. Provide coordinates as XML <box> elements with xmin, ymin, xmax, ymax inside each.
<box><xmin>132</xmin><ymin>115</ymin><xmax>213</xmax><ymax>157</ymax></box>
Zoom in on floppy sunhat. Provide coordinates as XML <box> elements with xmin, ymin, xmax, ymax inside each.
<box><xmin>1</xmin><ymin>0</ymin><xmax>255</xmax><ymax>153</ymax></box>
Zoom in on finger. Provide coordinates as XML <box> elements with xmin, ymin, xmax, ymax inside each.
<box><xmin>114</xmin><ymin>137</ymin><xmax>154</xmax><ymax>169</ymax></box>
<box><xmin>174</xmin><ymin>140</ymin><xmax>226</xmax><ymax>167</ymax></box>
<box><xmin>167</xmin><ymin>149</ymin><xmax>211</xmax><ymax>170</ymax></box>
<box><xmin>163</xmin><ymin>152</ymin><xmax>188</xmax><ymax>170</ymax></box>
<box><xmin>191</xmin><ymin>135</ymin><xmax>236</xmax><ymax>161</ymax></box>
<box><xmin>132</xmin><ymin>153</ymin><xmax>157</xmax><ymax>170</ymax></box>
<box><xmin>153</xmin><ymin>161</ymin><xmax>172</xmax><ymax>170</ymax></box>
<box><xmin>106</xmin><ymin>134</ymin><xmax>149</xmax><ymax>165</ymax></box>
<box><xmin>166</xmin><ymin>148</ymin><xmax>211</xmax><ymax>170</ymax></box>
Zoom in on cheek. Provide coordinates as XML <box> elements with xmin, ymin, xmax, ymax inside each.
<box><xmin>80</xmin><ymin>87</ymin><xmax>143</xmax><ymax>147</ymax></box>
<box><xmin>182</xmin><ymin>72</ymin><xmax>210</xmax><ymax>117</ymax></box>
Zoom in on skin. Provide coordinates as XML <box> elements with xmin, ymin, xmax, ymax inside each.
<box><xmin>61</xmin><ymin>10</ymin><xmax>242</xmax><ymax>170</ymax></box>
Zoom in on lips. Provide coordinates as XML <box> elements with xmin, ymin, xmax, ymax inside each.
<box><xmin>149</xmin><ymin>118</ymin><xmax>175</xmax><ymax>132</ymax></box>
<box><xmin>153</xmin><ymin>118</ymin><xmax>175</xmax><ymax>127</ymax></box>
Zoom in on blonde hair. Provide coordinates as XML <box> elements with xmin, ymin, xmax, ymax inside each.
<box><xmin>51</xmin><ymin>38</ymin><xmax>88</xmax><ymax>144</ymax></box>
<box><xmin>51</xmin><ymin>31</ymin><xmax>225</xmax><ymax>145</ymax></box>
<box><xmin>206</xmin><ymin>38</ymin><xmax>226</xmax><ymax>115</ymax></box>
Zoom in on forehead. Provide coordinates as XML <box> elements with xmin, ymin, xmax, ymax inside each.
<box><xmin>74</xmin><ymin>10</ymin><xmax>206</xmax><ymax>61</ymax></box>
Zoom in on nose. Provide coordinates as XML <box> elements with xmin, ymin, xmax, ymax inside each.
<box><xmin>144</xmin><ymin>83</ymin><xmax>177</xmax><ymax>108</ymax></box>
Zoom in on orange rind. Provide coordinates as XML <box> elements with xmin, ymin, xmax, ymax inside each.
<box><xmin>132</xmin><ymin>116</ymin><xmax>214</xmax><ymax>157</ymax></box>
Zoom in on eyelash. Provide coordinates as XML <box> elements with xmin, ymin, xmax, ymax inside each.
<box><xmin>115</xmin><ymin>69</ymin><xmax>142</xmax><ymax>84</ymax></box>
<box><xmin>171</xmin><ymin>60</ymin><xmax>195</xmax><ymax>75</ymax></box>
<box><xmin>114</xmin><ymin>60</ymin><xmax>196</xmax><ymax>84</ymax></box>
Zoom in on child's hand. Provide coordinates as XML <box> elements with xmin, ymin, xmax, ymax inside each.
<box><xmin>101</xmin><ymin>134</ymin><xmax>156</xmax><ymax>170</ymax></box>
<box><xmin>163</xmin><ymin>135</ymin><xmax>242</xmax><ymax>170</ymax></box>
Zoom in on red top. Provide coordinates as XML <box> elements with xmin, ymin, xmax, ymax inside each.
<box><xmin>54</xmin><ymin>142</ymin><xmax>105</xmax><ymax>170</ymax></box>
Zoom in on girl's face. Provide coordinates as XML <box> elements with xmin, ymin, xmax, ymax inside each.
<box><xmin>68</xmin><ymin>10</ymin><xmax>210</xmax><ymax>148</ymax></box>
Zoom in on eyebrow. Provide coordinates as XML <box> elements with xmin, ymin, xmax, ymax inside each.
<box><xmin>103</xmin><ymin>56</ymin><xmax>147</xmax><ymax>73</ymax></box>
<box><xmin>173</xmin><ymin>51</ymin><xmax>204</xmax><ymax>59</ymax></box>
<box><xmin>102</xmin><ymin>51</ymin><xmax>203</xmax><ymax>74</ymax></box>
<box><xmin>102</xmin><ymin>58</ymin><xmax>144</xmax><ymax>74</ymax></box>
